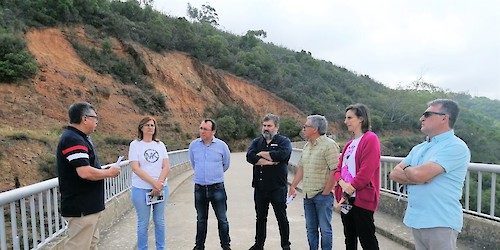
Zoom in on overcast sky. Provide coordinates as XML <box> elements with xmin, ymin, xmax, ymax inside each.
<box><xmin>154</xmin><ymin>0</ymin><xmax>500</xmax><ymax>100</ymax></box>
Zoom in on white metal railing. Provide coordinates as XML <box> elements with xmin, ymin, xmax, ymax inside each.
<box><xmin>290</xmin><ymin>148</ymin><xmax>500</xmax><ymax>222</ymax></box>
<box><xmin>0</xmin><ymin>149</ymin><xmax>189</xmax><ymax>250</ymax></box>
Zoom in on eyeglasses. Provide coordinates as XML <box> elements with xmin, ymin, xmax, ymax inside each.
<box><xmin>85</xmin><ymin>115</ymin><xmax>99</xmax><ymax>121</ymax></box>
<box><xmin>303</xmin><ymin>125</ymin><xmax>314</xmax><ymax>129</ymax></box>
<box><xmin>143</xmin><ymin>124</ymin><xmax>155</xmax><ymax>127</ymax></box>
<box><xmin>422</xmin><ymin>111</ymin><xmax>447</xmax><ymax>118</ymax></box>
<box><xmin>199</xmin><ymin>127</ymin><xmax>212</xmax><ymax>131</ymax></box>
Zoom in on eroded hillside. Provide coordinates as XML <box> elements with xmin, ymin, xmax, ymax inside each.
<box><xmin>0</xmin><ymin>27</ymin><xmax>305</xmax><ymax>191</ymax></box>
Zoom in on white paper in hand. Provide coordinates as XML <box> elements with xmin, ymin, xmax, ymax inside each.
<box><xmin>113</xmin><ymin>156</ymin><xmax>124</xmax><ymax>168</ymax></box>
<box><xmin>286</xmin><ymin>195</ymin><xmax>295</xmax><ymax>205</ymax></box>
<box><xmin>146</xmin><ymin>191</ymin><xmax>165</xmax><ymax>205</ymax></box>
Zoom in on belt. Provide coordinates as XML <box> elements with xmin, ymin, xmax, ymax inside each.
<box><xmin>195</xmin><ymin>182</ymin><xmax>223</xmax><ymax>188</ymax></box>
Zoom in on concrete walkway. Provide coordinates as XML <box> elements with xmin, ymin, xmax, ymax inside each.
<box><xmin>163</xmin><ymin>152</ymin><xmax>405</xmax><ymax>250</ymax></box>
<box><xmin>99</xmin><ymin>152</ymin><xmax>406</xmax><ymax>249</ymax></box>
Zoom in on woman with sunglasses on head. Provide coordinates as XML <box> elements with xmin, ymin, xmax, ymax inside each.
<box><xmin>332</xmin><ymin>103</ymin><xmax>381</xmax><ymax>250</ymax></box>
<box><xmin>129</xmin><ymin>116</ymin><xmax>170</xmax><ymax>250</ymax></box>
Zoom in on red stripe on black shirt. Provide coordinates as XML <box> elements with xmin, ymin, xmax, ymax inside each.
<box><xmin>62</xmin><ymin>145</ymin><xmax>88</xmax><ymax>155</ymax></box>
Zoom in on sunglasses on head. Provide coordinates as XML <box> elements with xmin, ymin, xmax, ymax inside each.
<box><xmin>422</xmin><ymin>111</ymin><xmax>447</xmax><ymax>118</ymax></box>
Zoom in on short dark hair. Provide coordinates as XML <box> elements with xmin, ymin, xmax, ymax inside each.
<box><xmin>203</xmin><ymin>119</ymin><xmax>217</xmax><ymax>131</ymax></box>
<box><xmin>345</xmin><ymin>103</ymin><xmax>371</xmax><ymax>133</ymax></box>
<box><xmin>262</xmin><ymin>113</ymin><xmax>280</xmax><ymax>126</ymax></box>
<box><xmin>428</xmin><ymin>99</ymin><xmax>459</xmax><ymax>128</ymax></box>
<box><xmin>68</xmin><ymin>102</ymin><xmax>95</xmax><ymax>124</ymax></box>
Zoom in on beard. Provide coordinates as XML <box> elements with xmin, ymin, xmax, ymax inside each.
<box><xmin>262</xmin><ymin>130</ymin><xmax>277</xmax><ymax>140</ymax></box>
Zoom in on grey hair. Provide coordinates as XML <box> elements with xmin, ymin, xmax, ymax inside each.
<box><xmin>263</xmin><ymin>113</ymin><xmax>280</xmax><ymax>126</ymax></box>
<box><xmin>427</xmin><ymin>99</ymin><xmax>459</xmax><ymax>128</ymax></box>
<box><xmin>307</xmin><ymin>115</ymin><xmax>328</xmax><ymax>135</ymax></box>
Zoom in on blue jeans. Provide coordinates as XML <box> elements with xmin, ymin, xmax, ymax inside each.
<box><xmin>304</xmin><ymin>192</ymin><xmax>334</xmax><ymax>250</ymax></box>
<box><xmin>194</xmin><ymin>183</ymin><xmax>231</xmax><ymax>248</ymax></box>
<box><xmin>131</xmin><ymin>185</ymin><xmax>170</xmax><ymax>250</ymax></box>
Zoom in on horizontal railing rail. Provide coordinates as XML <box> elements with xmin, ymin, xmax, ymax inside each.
<box><xmin>290</xmin><ymin>148</ymin><xmax>500</xmax><ymax>222</ymax></box>
<box><xmin>0</xmin><ymin>149</ymin><xmax>189</xmax><ymax>250</ymax></box>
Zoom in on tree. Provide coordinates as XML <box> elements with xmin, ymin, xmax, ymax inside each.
<box><xmin>187</xmin><ymin>3</ymin><xmax>219</xmax><ymax>26</ymax></box>
<box><xmin>139</xmin><ymin>0</ymin><xmax>154</xmax><ymax>6</ymax></box>
<box><xmin>0</xmin><ymin>32</ymin><xmax>38</xmax><ymax>82</ymax></box>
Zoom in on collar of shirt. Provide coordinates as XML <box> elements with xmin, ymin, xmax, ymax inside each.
<box><xmin>426</xmin><ymin>130</ymin><xmax>454</xmax><ymax>143</ymax></box>
<box><xmin>309</xmin><ymin>134</ymin><xmax>327</xmax><ymax>146</ymax></box>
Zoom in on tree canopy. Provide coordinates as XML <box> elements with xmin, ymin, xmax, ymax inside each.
<box><xmin>1</xmin><ymin>0</ymin><xmax>499</xmax><ymax>163</ymax></box>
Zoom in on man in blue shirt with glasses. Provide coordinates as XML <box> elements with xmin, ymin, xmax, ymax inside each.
<box><xmin>189</xmin><ymin>119</ymin><xmax>232</xmax><ymax>250</ymax></box>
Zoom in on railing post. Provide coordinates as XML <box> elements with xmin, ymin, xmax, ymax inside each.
<box><xmin>1</xmin><ymin>206</ymin><xmax>7</xmax><ymax>250</ymax></box>
<box><xmin>491</xmin><ymin>173</ymin><xmax>497</xmax><ymax>217</ymax></box>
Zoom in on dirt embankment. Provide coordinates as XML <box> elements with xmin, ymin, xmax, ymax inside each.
<box><xmin>0</xmin><ymin>27</ymin><xmax>305</xmax><ymax>191</ymax></box>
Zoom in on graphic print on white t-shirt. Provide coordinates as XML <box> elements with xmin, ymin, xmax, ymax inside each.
<box><xmin>144</xmin><ymin>149</ymin><xmax>160</xmax><ymax>163</ymax></box>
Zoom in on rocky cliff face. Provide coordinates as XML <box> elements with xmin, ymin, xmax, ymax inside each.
<box><xmin>0</xmin><ymin>27</ymin><xmax>304</xmax><ymax>190</ymax></box>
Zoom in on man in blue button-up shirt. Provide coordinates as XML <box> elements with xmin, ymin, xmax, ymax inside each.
<box><xmin>390</xmin><ymin>99</ymin><xmax>470</xmax><ymax>250</ymax></box>
<box><xmin>189</xmin><ymin>119</ymin><xmax>231</xmax><ymax>250</ymax></box>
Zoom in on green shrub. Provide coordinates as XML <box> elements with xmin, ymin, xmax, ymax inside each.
<box><xmin>213</xmin><ymin>105</ymin><xmax>258</xmax><ymax>143</ymax></box>
<box><xmin>6</xmin><ymin>133</ymin><xmax>29</xmax><ymax>141</ymax></box>
<box><xmin>0</xmin><ymin>33</ymin><xmax>38</xmax><ymax>82</ymax></box>
<box><xmin>381</xmin><ymin>134</ymin><xmax>424</xmax><ymax>157</ymax></box>
<box><xmin>278</xmin><ymin>118</ymin><xmax>302</xmax><ymax>140</ymax></box>
<box><xmin>104</xmin><ymin>135</ymin><xmax>130</xmax><ymax>145</ymax></box>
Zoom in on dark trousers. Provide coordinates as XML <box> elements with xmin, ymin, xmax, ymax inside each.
<box><xmin>253</xmin><ymin>186</ymin><xmax>290</xmax><ymax>249</ymax></box>
<box><xmin>340</xmin><ymin>203</ymin><xmax>379</xmax><ymax>250</ymax></box>
<box><xmin>194</xmin><ymin>183</ymin><xmax>231</xmax><ymax>248</ymax></box>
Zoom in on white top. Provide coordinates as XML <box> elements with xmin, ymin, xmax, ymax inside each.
<box><xmin>341</xmin><ymin>135</ymin><xmax>363</xmax><ymax>197</ymax></box>
<box><xmin>128</xmin><ymin>140</ymin><xmax>169</xmax><ymax>189</ymax></box>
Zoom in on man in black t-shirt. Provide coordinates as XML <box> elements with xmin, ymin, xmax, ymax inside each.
<box><xmin>56</xmin><ymin>102</ymin><xmax>120</xmax><ymax>250</ymax></box>
<box><xmin>246</xmin><ymin>113</ymin><xmax>292</xmax><ymax>250</ymax></box>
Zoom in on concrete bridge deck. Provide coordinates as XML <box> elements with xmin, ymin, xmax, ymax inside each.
<box><xmin>98</xmin><ymin>152</ymin><xmax>405</xmax><ymax>249</ymax></box>
<box><xmin>97</xmin><ymin>153</ymin><xmax>477</xmax><ymax>249</ymax></box>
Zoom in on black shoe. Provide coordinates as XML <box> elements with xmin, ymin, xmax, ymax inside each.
<box><xmin>222</xmin><ymin>246</ymin><xmax>231</xmax><ymax>250</ymax></box>
<box><xmin>193</xmin><ymin>246</ymin><xmax>204</xmax><ymax>250</ymax></box>
<box><xmin>249</xmin><ymin>244</ymin><xmax>263</xmax><ymax>250</ymax></box>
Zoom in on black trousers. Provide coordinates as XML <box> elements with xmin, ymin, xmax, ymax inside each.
<box><xmin>253</xmin><ymin>186</ymin><xmax>290</xmax><ymax>248</ymax></box>
<box><xmin>340</xmin><ymin>203</ymin><xmax>379</xmax><ymax>250</ymax></box>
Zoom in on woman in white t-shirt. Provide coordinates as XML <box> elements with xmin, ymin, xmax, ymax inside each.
<box><xmin>129</xmin><ymin>116</ymin><xmax>170</xmax><ymax>250</ymax></box>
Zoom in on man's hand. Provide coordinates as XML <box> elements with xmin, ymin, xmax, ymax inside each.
<box><xmin>256</xmin><ymin>151</ymin><xmax>272</xmax><ymax>161</ymax></box>
<box><xmin>256</xmin><ymin>158</ymin><xmax>276</xmax><ymax>166</ymax></box>
<box><xmin>288</xmin><ymin>186</ymin><xmax>297</xmax><ymax>198</ymax></box>
<box><xmin>107</xmin><ymin>167</ymin><xmax>120</xmax><ymax>178</ymax></box>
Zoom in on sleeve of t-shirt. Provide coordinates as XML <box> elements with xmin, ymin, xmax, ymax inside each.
<box><xmin>160</xmin><ymin>141</ymin><xmax>169</xmax><ymax>159</ymax></box>
<box><xmin>326</xmin><ymin>141</ymin><xmax>340</xmax><ymax>171</ymax></box>
<box><xmin>429</xmin><ymin>141</ymin><xmax>470</xmax><ymax>173</ymax></box>
<box><xmin>128</xmin><ymin>140</ymin><xmax>139</xmax><ymax>161</ymax></box>
<box><xmin>61</xmin><ymin>137</ymin><xmax>91</xmax><ymax>168</ymax></box>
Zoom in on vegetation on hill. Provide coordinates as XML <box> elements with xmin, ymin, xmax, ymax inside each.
<box><xmin>1</xmin><ymin>0</ymin><xmax>499</xmax><ymax>165</ymax></box>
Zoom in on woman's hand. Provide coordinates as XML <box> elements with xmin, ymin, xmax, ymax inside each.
<box><xmin>339</xmin><ymin>179</ymin><xmax>356</xmax><ymax>195</ymax></box>
<box><xmin>151</xmin><ymin>180</ymin><xmax>163</xmax><ymax>196</ymax></box>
